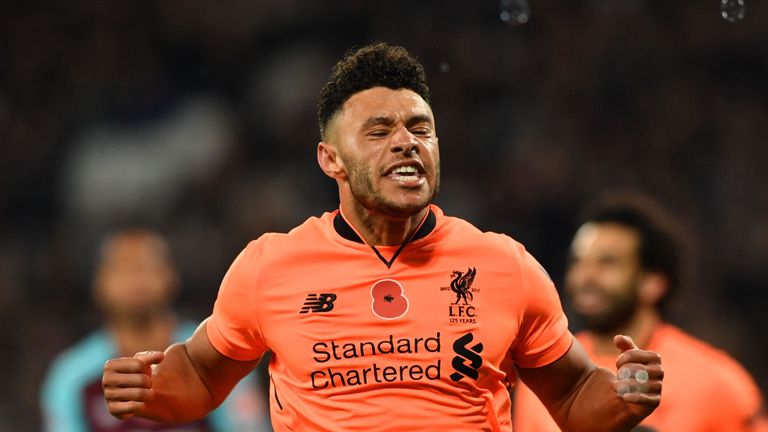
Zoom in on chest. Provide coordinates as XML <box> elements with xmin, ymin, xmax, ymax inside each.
<box><xmin>255</xmin><ymin>249</ymin><xmax>525</xmax><ymax>385</ymax></box>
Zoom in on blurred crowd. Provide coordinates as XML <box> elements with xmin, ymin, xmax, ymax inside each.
<box><xmin>1</xmin><ymin>1</ymin><xmax>766</xmax><ymax>430</ymax></box>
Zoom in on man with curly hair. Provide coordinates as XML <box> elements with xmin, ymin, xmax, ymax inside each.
<box><xmin>101</xmin><ymin>43</ymin><xmax>663</xmax><ymax>431</ymax></box>
<box><xmin>513</xmin><ymin>194</ymin><xmax>767</xmax><ymax>431</ymax></box>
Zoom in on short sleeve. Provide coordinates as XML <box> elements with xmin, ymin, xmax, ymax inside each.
<box><xmin>206</xmin><ymin>237</ymin><xmax>270</xmax><ymax>361</ymax></box>
<box><xmin>511</xmin><ymin>249</ymin><xmax>573</xmax><ymax>369</ymax></box>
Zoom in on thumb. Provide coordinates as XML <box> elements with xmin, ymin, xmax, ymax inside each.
<box><xmin>133</xmin><ymin>350</ymin><xmax>165</xmax><ymax>368</ymax></box>
<box><xmin>613</xmin><ymin>334</ymin><xmax>639</xmax><ymax>353</ymax></box>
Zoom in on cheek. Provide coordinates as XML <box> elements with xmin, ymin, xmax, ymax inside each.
<box><xmin>425</xmin><ymin>139</ymin><xmax>439</xmax><ymax>161</ymax></box>
<box><xmin>603</xmin><ymin>271</ymin><xmax>636</xmax><ymax>298</ymax></box>
<box><xmin>565</xmin><ymin>266</ymin><xmax>587</xmax><ymax>289</ymax></box>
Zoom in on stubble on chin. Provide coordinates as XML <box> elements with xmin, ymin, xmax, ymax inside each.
<box><xmin>347</xmin><ymin>163</ymin><xmax>436</xmax><ymax>218</ymax></box>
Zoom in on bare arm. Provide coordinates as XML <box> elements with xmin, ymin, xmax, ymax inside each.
<box><xmin>517</xmin><ymin>335</ymin><xmax>663</xmax><ymax>432</ymax></box>
<box><xmin>102</xmin><ymin>319</ymin><xmax>259</xmax><ymax>423</ymax></box>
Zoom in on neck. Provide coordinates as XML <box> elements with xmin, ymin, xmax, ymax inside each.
<box><xmin>106</xmin><ymin>311</ymin><xmax>176</xmax><ymax>357</ymax></box>
<box><xmin>340</xmin><ymin>199</ymin><xmax>429</xmax><ymax>246</ymax></box>
<box><xmin>590</xmin><ymin>307</ymin><xmax>661</xmax><ymax>356</ymax></box>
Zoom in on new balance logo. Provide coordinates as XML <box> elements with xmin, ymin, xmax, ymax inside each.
<box><xmin>450</xmin><ymin>332</ymin><xmax>483</xmax><ymax>381</ymax></box>
<box><xmin>299</xmin><ymin>293</ymin><xmax>337</xmax><ymax>314</ymax></box>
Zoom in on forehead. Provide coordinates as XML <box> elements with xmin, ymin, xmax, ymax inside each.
<box><xmin>571</xmin><ymin>222</ymin><xmax>640</xmax><ymax>258</ymax></box>
<box><xmin>101</xmin><ymin>234</ymin><xmax>168</xmax><ymax>265</ymax></box>
<box><xmin>338</xmin><ymin>87</ymin><xmax>433</xmax><ymax>125</ymax></box>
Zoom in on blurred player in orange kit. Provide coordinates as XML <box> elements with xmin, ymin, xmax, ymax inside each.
<box><xmin>513</xmin><ymin>193</ymin><xmax>768</xmax><ymax>432</ymax></box>
<box><xmin>41</xmin><ymin>228</ymin><xmax>270</xmax><ymax>431</ymax></box>
<box><xmin>100</xmin><ymin>43</ymin><xmax>664</xmax><ymax>431</ymax></box>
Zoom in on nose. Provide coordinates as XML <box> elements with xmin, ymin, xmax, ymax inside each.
<box><xmin>389</xmin><ymin>126</ymin><xmax>420</xmax><ymax>155</ymax></box>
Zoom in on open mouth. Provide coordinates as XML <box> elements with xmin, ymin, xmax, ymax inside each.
<box><xmin>386</xmin><ymin>165</ymin><xmax>424</xmax><ymax>183</ymax></box>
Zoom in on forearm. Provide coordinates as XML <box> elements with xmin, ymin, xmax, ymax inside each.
<box><xmin>140</xmin><ymin>343</ymin><xmax>220</xmax><ymax>423</ymax></box>
<box><xmin>553</xmin><ymin>367</ymin><xmax>642</xmax><ymax>432</ymax></box>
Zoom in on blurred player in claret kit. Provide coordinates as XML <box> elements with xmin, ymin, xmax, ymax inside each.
<box><xmin>513</xmin><ymin>193</ymin><xmax>768</xmax><ymax>432</ymax></box>
<box><xmin>101</xmin><ymin>43</ymin><xmax>663</xmax><ymax>431</ymax></box>
<box><xmin>41</xmin><ymin>229</ymin><xmax>270</xmax><ymax>431</ymax></box>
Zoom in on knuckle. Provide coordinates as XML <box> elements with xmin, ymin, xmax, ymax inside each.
<box><xmin>102</xmin><ymin>374</ymin><xmax>125</xmax><ymax>389</ymax></box>
<box><xmin>104</xmin><ymin>389</ymin><xmax>117</xmax><ymax>401</ymax></box>
<box><xmin>102</xmin><ymin>372</ymin><xmax>120</xmax><ymax>386</ymax></box>
<box><xmin>103</xmin><ymin>359</ymin><xmax>118</xmax><ymax>371</ymax></box>
<box><xmin>617</xmin><ymin>352</ymin><xmax>630</xmax><ymax>365</ymax></box>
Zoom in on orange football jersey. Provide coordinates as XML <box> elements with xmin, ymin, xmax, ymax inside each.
<box><xmin>513</xmin><ymin>324</ymin><xmax>766</xmax><ymax>432</ymax></box>
<box><xmin>207</xmin><ymin>205</ymin><xmax>573</xmax><ymax>431</ymax></box>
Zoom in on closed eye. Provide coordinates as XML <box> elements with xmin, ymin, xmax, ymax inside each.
<box><xmin>410</xmin><ymin>127</ymin><xmax>432</xmax><ymax>137</ymax></box>
<box><xmin>368</xmin><ymin>130</ymin><xmax>389</xmax><ymax>138</ymax></box>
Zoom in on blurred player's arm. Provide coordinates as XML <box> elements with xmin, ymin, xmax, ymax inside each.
<box><xmin>517</xmin><ymin>335</ymin><xmax>662</xmax><ymax>432</ymax></box>
<box><xmin>102</xmin><ymin>319</ymin><xmax>258</xmax><ymax>423</ymax></box>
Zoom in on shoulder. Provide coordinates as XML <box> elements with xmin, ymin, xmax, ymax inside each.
<box><xmin>438</xmin><ymin>211</ymin><xmax>528</xmax><ymax>259</ymax></box>
<box><xmin>240</xmin><ymin>212</ymin><xmax>332</xmax><ymax>258</ymax></box>
<box><xmin>437</xmin><ymin>210</ymin><xmax>551</xmax><ymax>287</ymax></box>
<box><xmin>657</xmin><ymin>325</ymin><xmax>760</xmax><ymax>396</ymax></box>
<box><xmin>659</xmin><ymin>325</ymin><xmax>746</xmax><ymax>370</ymax></box>
<box><xmin>42</xmin><ymin>330</ymin><xmax>113</xmax><ymax>400</ymax></box>
<box><xmin>437</xmin><ymin>212</ymin><xmax>559</xmax><ymax>309</ymax></box>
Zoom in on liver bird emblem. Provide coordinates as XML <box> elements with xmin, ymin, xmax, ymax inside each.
<box><xmin>450</xmin><ymin>267</ymin><xmax>477</xmax><ymax>305</ymax></box>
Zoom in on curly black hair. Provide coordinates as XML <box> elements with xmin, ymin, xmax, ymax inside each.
<box><xmin>579</xmin><ymin>192</ymin><xmax>691</xmax><ymax>314</ymax></box>
<box><xmin>317</xmin><ymin>42</ymin><xmax>430</xmax><ymax>139</ymax></box>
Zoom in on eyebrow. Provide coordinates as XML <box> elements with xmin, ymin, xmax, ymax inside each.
<box><xmin>405</xmin><ymin>114</ymin><xmax>433</xmax><ymax>128</ymax></box>
<box><xmin>361</xmin><ymin>114</ymin><xmax>433</xmax><ymax>130</ymax></box>
<box><xmin>362</xmin><ymin>116</ymin><xmax>394</xmax><ymax>129</ymax></box>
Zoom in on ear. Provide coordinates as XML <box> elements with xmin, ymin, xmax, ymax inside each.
<box><xmin>638</xmin><ymin>271</ymin><xmax>668</xmax><ymax>307</ymax></box>
<box><xmin>317</xmin><ymin>141</ymin><xmax>346</xmax><ymax>180</ymax></box>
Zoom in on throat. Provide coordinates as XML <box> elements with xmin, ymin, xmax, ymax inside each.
<box><xmin>341</xmin><ymin>201</ymin><xmax>429</xmax><ymax>246</ymax></box>
<box><xmin>335</xmin><ymin>204</ymin><xmax>436</xmax><ymax>268</ymax></box>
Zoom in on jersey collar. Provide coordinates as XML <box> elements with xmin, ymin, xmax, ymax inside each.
<box><xmin>333</xmin><ymin>207</ymin><xmax>437</xmax><ymax>244</ymax></box>
<box><xmin>332</xmin><ymin>207</ymin><xmax>437</xmax><ymax>268</ymax></box>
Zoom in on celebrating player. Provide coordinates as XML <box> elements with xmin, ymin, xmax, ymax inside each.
<box><xmin>102</xmin><ymin>43</ymin><xmax>663</xmax><ymax>431</ymax></box>
<box><xmin>513</xmin><ymin>193</ymin><xmax>767</xmax><ymax>431</ymax></box>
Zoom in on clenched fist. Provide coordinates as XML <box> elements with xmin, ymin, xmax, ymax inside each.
<box><xmin>613</xmin><ymin>335</ymin><xmax>664</xmax><ymax>417</ymax></box>
<box><xmin>102</xmin><ymin>351</ymin><xmax>165</xmax><ymax>420</ymax></box>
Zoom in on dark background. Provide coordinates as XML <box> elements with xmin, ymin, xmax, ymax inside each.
<box><xmin>1</xmin><ymin>1</ymin><xmax>766</xmax><ymax>430</ymax></box>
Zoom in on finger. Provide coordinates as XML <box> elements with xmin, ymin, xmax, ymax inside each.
<box><xmin>616</xmin><ymin>349</ymin><xmax>662</xmax><ymax>368</ymax></box>
<box><xmin>107</xmin><ymin>400</ymin><xmax>146</xmax><ymax>419</ymax></box>
<box><xmin>614</xmin><ymin>377</ymin><xmax>663</xmax><ymax>395</ymax></box>
<box><xmin>133</xmin><ymin>350</ymin><xmax>165</xmax><ymax>367</ymax></box>
<box><xmin>616</xmin><ymin>364</ymin><xmax>664</xmax><ymax>384</ymax></box>
<box><xmin>634</xmin><ymin>363</ymin><xmax>664</xmax><ymax>381</ymax></box>
<box><xmin>104</xmin><ymin>358</ymin><xmax>149</xmax><ymax>374</ymax></box>
<box><xmin>102</xmin><ymin>372</ymin><xmax>152</xmax><ymax>389</ymax></box>
<box><xmin>620</xmin><ymin>391</ymin><xmax>661</xmax><ymax>405</ymax></box>
<box><xmin>613</xmin><ymin>334</ymin><xmax>638</xmax><ymax>352</ymax></box>
<box><xmin>615</xmin><ymin>363</ymin><xmax>663</xmax><ymax>399</ymax></box>
<box><xmin>104</xmin><ymin>387</ymin><xmax>153</xmax><ymax>403</ymax></box>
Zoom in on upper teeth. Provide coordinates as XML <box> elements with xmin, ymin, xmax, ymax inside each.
<box><xmin>393</xmin><ymin>166</ymin><xmax>418</xmax><ymax>175</ymax></box>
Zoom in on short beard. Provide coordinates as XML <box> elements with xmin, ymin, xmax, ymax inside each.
<box><xmin>346</xmin><ymin>160</ymin><xmax>440</xmax><ymax>219</ymax></box>
<box><xmin>572</xmin><ymin>290</ymin><xmax>638</xmax><ymax>335</ymax></box>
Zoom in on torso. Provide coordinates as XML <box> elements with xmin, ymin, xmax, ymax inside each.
<box><xmin>210</xmin><ymin>205</ymin><xmax>571</xmax><ymax>431</ymax></box>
